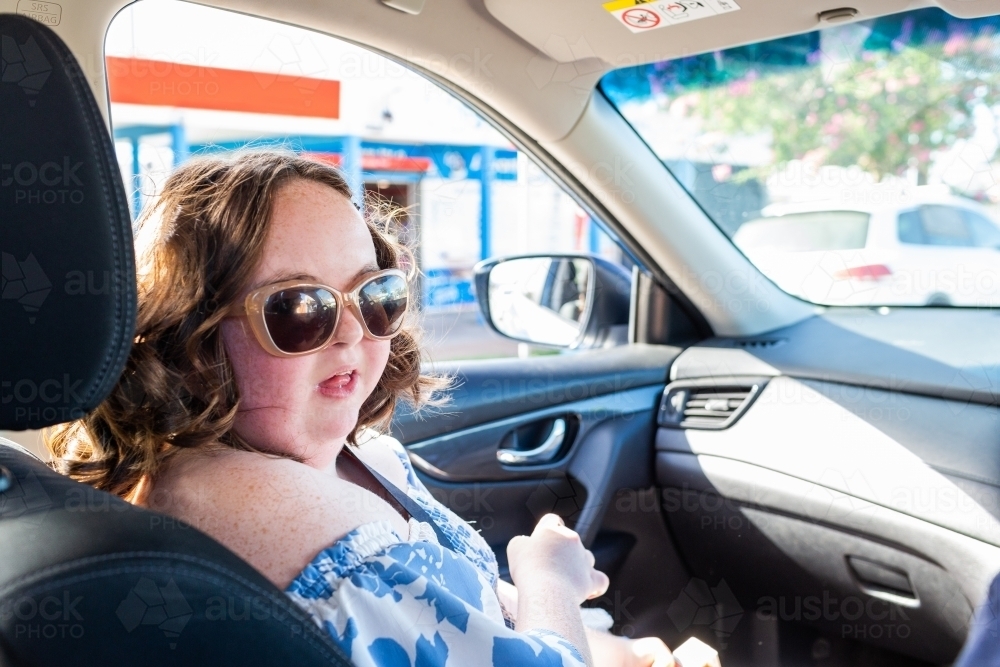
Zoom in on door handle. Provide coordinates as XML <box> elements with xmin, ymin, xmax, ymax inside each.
<box><xmin>497</xmin><ymin>418</ymin><xmax>567</xmax><ymax>465</ymax></box>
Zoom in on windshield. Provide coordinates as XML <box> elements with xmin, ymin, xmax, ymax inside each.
<box><xmin>601</xmin><ymin>7</ymin><xmax>1000</xmax><ymax>308</ymax></box>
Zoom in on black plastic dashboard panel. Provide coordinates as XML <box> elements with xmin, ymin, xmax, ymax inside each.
<box><xmin>657</xmin><ymin>375</ymin><xmax>1000</xmax><ymax>547</ymax></box>
<box><xmin>655</xmin><ymin>310</ymin><xmax>1000</xmax><ymax>660</ymax></box>
<box><xmin>657</xmin><ymin>458</ymin><xmax>973</xmax><ymax>664</ymax></box>
<box><xmin>657</xmin><ymin>451</ymin><xmax>991</xmax><ymax>663</ymax></box>
<box><xmin>672</xmin><ymin>309</ymin><xmax>1000</xmax><ymax>408</ymax></box>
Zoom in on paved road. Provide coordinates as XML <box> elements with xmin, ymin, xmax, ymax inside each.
<box><xmin>417</xmin><ymin>307</ymin><xmax>520</xmax><ymax>363</ymax></box>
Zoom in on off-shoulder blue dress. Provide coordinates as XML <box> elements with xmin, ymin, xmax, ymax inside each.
<box><xmin>284</xmin><ymin>433</ymin><xmax>587</xmax><ymax>667</ymax></box>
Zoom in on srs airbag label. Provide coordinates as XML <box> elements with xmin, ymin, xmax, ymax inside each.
<box><xmin>603</xmin><ymin>0</ymin><xmax>740</xmax><ymax>34</ymax></box>
<box><xmin>16</xmin><ymin>1</ymin><xmax>62</xmax><ymax>26</ymax></box>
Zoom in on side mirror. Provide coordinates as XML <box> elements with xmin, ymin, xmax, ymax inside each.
<box><xmin>473</xmin><ymin>254</ymin><xmax>631</xmax><ymax>349</ymax></box>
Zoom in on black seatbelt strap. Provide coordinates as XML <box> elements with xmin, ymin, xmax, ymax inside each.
<box><xmin>341</xmin><ymin>447</ymin><xmax>456</xmax><ymax>551</ymax></box>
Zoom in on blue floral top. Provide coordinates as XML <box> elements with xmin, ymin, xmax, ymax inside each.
<box><xmin>284</xmin><ymin>433</ymin><xmax>587</xmax><ymax>667</ymax></box>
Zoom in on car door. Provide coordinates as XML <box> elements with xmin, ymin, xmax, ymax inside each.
<box><xmin>391</xmin><ymin>343</ymin><xmax>681</xmax><ymax>573</ymax></box>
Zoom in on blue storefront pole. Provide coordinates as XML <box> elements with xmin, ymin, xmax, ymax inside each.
<box><xmin>170</xmin><ymin>123</ymin><xmax>188</xmax><ymax>166</ymax></box>
<box><xmin>114</xmin><ymin>123</ymin><xmax>189</xmax><ymax>219</ymax></box>
<box><xmin>341</xmin><ymin>135</ymin><xmax>364</xmax><ymax>209</ymax></box>
<box><xmin>588</xmin><ymin>217</ymin><xmax>600</xmax><ymax>253</ymax></box>
<box><xmin>479</xmin><ymin>146</ymin><xmax>493</xmax><ymax>261</ymax></box>
<box><xmin>129</xmin><ymin>137</ymin><xmax>141</xmax><ymax>219</ymax></box>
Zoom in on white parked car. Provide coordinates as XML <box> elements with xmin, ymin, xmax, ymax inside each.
<box><xmin>734</xmin><ymin>194</ymin><xmax>1000</xmax><ymax>306</ymax></box>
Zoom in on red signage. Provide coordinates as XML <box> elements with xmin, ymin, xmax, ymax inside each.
<box><xmin>305</xmin><ymin>152</ymin><xmax>432</xmax><ymax>173</ymax></box>
<box><xmin>106</xmin><ymin>56</ymin><xmax>340</xmax><ymax>119</ymax></box>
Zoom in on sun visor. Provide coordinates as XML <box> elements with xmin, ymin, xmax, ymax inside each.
<box><xmin>484</xmin><ymin>0</ymin><xmax>1000</xmax><ymax>66</ymax></box>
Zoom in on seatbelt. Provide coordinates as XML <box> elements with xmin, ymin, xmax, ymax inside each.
<box><xmin>340</xmin><ymin>446</ymin><xmax>456</xmax><ymax>551</ymax></box>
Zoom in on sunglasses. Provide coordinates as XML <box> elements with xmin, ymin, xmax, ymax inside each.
<box><xmin>225</xmin><ymin>269</ymin><xmax>409</xmax><ymax>357</ymax></box>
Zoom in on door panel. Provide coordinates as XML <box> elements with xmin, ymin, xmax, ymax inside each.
<box><xmin>392</xmin><ymin>343</ymin><xmax>682</xmax><ymax>579</ymax></box>
<box><xmin>390</xmin><ymin>342</ymin><xmax>699</xmax><ymax>649</ymax></box>
<box><xmin>405</xmin><ymin>385</ymin><xmax>660</xmax><ymax>482</ymax></box>
<box><xmin>393</xmin><ymin>344</ymin><xmax>681</xmax><ymax>441</ymax></box>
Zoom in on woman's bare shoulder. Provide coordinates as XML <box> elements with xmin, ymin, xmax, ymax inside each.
<box><xmin>145</xmin><ymin>447</ymin><xmax>388</xmax><ymax>589</ymax></box>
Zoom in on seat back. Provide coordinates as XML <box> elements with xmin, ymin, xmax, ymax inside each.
<box><xmin>0</xmin><ymin>15</ymin><xmax>350</xmax><ymax>665</ymax></box>
<box><xmin>0</xmin><ymin>16</ymin><xmax>133</xmax><ymax>432</ymax></box>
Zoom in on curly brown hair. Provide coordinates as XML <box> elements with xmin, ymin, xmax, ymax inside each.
<box><xmin>44</xmin><ymin>151</ymin><xmax>448</xmax><ymax>502</ymax></box>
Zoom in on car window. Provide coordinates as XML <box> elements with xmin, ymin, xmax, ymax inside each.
<box><xmin>733</xmin><ymin>211</ymin><xmax>869</xmax><ymax>252</ymax></box>
<box><xmin>896</xmin><ymin>209</ymin><xmax>924</xmax><ymax>245</ymax></box>
<box><xmin>966</xmin><ymin>210</ymin><xmax>1000</xmax><ymax>249</ymax></box>
<box><xmin>601</xmin><ymin>7</ymin><xmax>1000</xmax><ymax>307</ymax></box>
<box><xmin>918</xmin><ymin>205</ymin><xmax>974</xmax><ymax>247</ymax></box>
<box><xmin>897</xmin><ymin>205</ymin><xmax>1000</xmax><ymax>248</ymax></box>
<box><xmin>105</xmin><ymin>0</ymin><xmax>632</xmax><ymax>361</ymax></box>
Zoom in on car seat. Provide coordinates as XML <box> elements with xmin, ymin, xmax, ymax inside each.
<box><xmin>0</xmin><ymin>14</ymin><xmax>351</xmax><ymax>666</ymax></box>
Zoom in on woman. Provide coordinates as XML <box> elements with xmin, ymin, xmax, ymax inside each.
<box><xmin>46</xmin><ymin>152</ymin><xmax>672</xmax><ymax>667</ymax></box>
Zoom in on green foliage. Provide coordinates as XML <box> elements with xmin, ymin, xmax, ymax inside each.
<box><xmin>685</xmin><ymin>30</ymin><xmax>1000</xmax><ymax>183</ymax></box>
<box><xmin>601</xmin><ymin>8</ymin><xmax>1000</xmax><ymax>188</ymax></box>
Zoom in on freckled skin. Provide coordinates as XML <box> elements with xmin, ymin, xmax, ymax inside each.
<box><xmin>143</xmin><ymin>180</ymin><xmax>410</xmax><ymax>588</ymax></box>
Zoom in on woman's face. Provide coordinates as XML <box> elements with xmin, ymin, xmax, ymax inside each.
<box><xmin>220</xmin><ymin>179</ymin><xmax>391</xmax><ymax>469</ymax></box>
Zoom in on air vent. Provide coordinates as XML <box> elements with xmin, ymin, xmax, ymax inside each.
<box><xmin>658</xmin><ymin>377</ymin><xmax>767</xmax><ymax>430</ymax></box>
<box><xmin>731</xmin><ymin>338</ymin><xmax>786</xmax><ymax>350</ymax></box>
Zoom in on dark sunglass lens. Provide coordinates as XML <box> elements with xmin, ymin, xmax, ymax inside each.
<box><xmin>358</xmin><ymin>275</ymin><xmax>408</xmax><ymax>337</ymax></box>
<box><xmin>263</xmin><ymin>288</ymin><xmax>337</xmax><ymax>353</ymax></box>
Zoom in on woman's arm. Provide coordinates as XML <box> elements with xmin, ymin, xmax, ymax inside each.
<box><xmin>497</xmin><ymin>579</ymin><xmax>674</xmax><ymax>667</ymax></box>
<box><xmin>507</xmin><ymin>514</ymin><xmax>609</xmax><ymax>667</ymax></box>
<box><xmin>515</xmin><ymin>577</ymin><xmax>595</xmax><ymax>667</ymax></box>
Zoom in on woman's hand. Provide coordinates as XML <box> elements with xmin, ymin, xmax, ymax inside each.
<box><xmin>507</xmin><ymin>513</ymin><xmax>609</xmax><ymax>605</ymax></box>
<box><xmin>506</xmin><ymin>514</ymin><xmax>608</xmax><ymax>666</ymax></box>
<box><xmin>587</xmin><ymin>630</ymin><xmax>674</xmax><ymax>667</ymax></box>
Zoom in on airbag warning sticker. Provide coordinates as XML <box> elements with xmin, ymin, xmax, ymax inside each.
<box><xmin>603</xmin><ymin>0</ymin><xmax>740</xmax><ymax>33</ymax></box>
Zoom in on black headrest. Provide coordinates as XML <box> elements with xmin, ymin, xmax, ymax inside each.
<box><xmin>1</xmin><ymin>14</ymin><xmax>136</xmax><ymax>430</ymax></box>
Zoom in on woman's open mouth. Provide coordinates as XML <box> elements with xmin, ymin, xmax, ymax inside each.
<box><xmin>318</xmin><ymin>369</ymin><xmax>358</xmax><ymax>398</ymax></box>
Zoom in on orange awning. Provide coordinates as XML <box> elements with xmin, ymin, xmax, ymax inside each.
<box><xmin>305</xmin><ymin>152</ymin><xmax>432</xmax><ymax>173</ymax></box>
<box><xmin>106</xmin><ymin>56</ymin><xmax>340</xmax><ymax>119</ymax></box>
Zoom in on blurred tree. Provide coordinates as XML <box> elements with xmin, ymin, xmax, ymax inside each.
<box><xmin>690</xmin><ymin>28</ymin><xmax>1000</xmax><ymax>184</ymax></box>
<box><xmin>602</xmin><ymin>9</ymin><xmax>1000</xmax><ymax>186</ymax></box>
